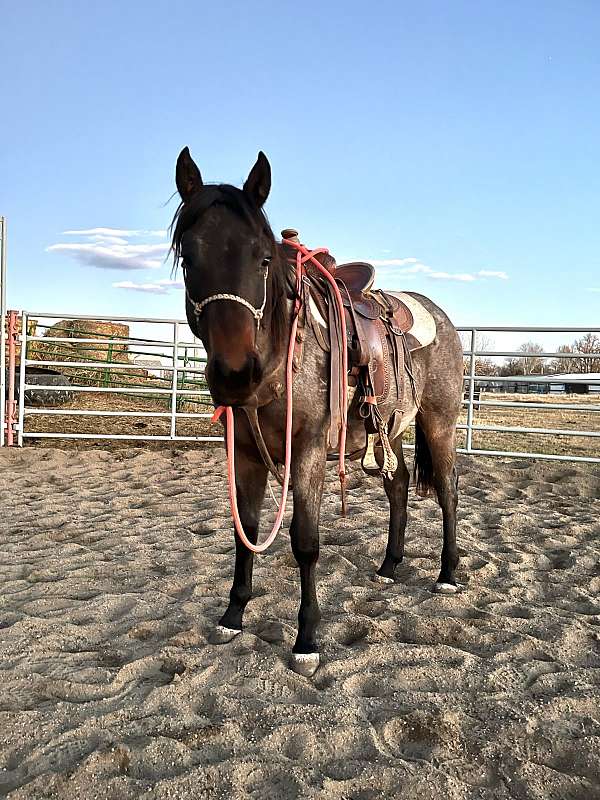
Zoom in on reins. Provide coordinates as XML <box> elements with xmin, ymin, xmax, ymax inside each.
<box><xmin>211</xmin><ymin>240</ymin><xmax>348</xmax><ymax>554</ymax></box>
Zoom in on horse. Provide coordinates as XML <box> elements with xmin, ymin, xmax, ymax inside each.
<box><xmin>171</xmin><ymin>148</ymin><xmax>464</xmax><ymax>677</ymax></box>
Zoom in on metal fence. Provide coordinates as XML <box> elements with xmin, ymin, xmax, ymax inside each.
<box><xmin>15</xmin><ymin>311</ymin><xmax>219</xmax><ymax>445</ymax></box>
<box><xmin>1</xmin><ymin>309</ymin><xmax>599</xmax><ymax>463</ymax></box>
<box><xmin>0</xmin><ymin>218</ymin><xmax>7</xmax><ymax>447</ymax></box>
<box><xmin>458</xmin><ymin>325</ymin><xmax>600</xmax><ymax>464</ymax></box>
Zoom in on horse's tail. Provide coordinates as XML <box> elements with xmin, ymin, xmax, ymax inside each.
<box><xmin>413</xmin><ymin>420</ymin><xmax>435</xmax><ymax>497</ymax></box>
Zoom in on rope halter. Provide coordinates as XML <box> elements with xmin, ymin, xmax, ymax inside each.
<box><xmin>185</xmin><ymin>264</ymin><xmax>269</xmax><ymax>332</ymax></box>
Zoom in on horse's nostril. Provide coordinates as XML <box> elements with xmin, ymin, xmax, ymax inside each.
<box><xmin>213</xmin><ymin>355</ymin><xmax>232</xmax><ymax>380</ymax></box>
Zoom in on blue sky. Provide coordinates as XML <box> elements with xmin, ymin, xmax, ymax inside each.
<box><xmin>1</xmin><ymin>0</ymin><xmax>599</xmax><ymax>332</ymax></box>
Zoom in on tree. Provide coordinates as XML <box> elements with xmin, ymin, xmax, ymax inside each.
<box><xmin>551</xmin><ymin>334</ymin><xmax>600</xmax><ymax>374</ymax></box>
<box><xmin>462</xmin><ymin>332</ymin><xmax>499</xmax><ymax>376</ymax></box>
<box><xmin>499</xmin><ymin>358</ymin><xmax>524</xmax><ymax>376</ymax></box>
<box><xmin>517</xmin><ymin>341</ymin><xmax>545</xmax><ymax>375</ymax></box>
<box><xmin>551</xmin><ymin>344</ymin><xmax>577</xmax><ymax>375</ymax></box>
<box><xmin>572</xmin><ymin>333</ymin><xmax>600</xmax><ymax>373</ymax></box>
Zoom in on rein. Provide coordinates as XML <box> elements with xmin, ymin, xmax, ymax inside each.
<box><xmin>211</xmin><ymin>240</ymin><xmax>348</xmax><ymax>554</ymax></box>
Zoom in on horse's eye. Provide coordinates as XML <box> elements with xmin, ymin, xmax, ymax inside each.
<box><xmin>262</xmin><ymin>256</ymin><xmax>272</xmax><ymax>268</ymax></box>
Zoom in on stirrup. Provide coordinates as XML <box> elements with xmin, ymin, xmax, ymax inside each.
<box><xmin>362</xmin><ymin>433</ymin><xmax>380</xmax><ymax>473</ymax></box>
<box><xmin>361</xmin><ymin>426</ymin><xmax>398</xmax><ymax>480</ymax></box>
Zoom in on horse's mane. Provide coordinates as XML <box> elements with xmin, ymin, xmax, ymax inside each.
<box><xmin>170</xmin><ymin>185</ymin><xmax>289</xmax><ymax>353</ymax></box>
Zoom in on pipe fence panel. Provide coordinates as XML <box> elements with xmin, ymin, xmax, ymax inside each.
<box><xmin>15</xmin><ymin>311</ymin><xmax>222</xmax><ymax>445</ymax></box>
<box><xmin>0</xmin><ymin>218</ymin><xmax>6</xmax><ymax>446</ymax></box>
<box><xmin>3</xmin><ymin>310</ymin><xmax>599</xmax><ymax>463</ymax></box>
<box><xmin>456</xmin><ymin>325</ymin><xmax>600</xmax><ymax>464</ymax></box>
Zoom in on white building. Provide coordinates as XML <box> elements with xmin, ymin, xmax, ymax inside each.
<box><xmin>549</xmin><ymin>373</ymin><xmax>600</xmax><ymax>395</ymax></box>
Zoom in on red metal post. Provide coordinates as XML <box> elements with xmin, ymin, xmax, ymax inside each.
<box><xmin>5</xmin><ymin>310</ymin><xmax>18</xmax><ymax>446</ymax></box>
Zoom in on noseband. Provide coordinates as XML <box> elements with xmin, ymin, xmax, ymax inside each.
<box><xmin>185</xmin><ymin>265</ymin><xmax>269</xmax><ymax>331</ymax></box>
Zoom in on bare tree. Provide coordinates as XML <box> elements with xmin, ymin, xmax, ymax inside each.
<box><xmin>551</xmin><ymin>344</ymin><xmax>577</xmax><ymax>374</ymax></box>
<box><xmin>551</xmin><ymin>334</ymin><xmax>600</xmax><ymax>374</ymax></box>
<box><xmin>572</xmin><ymin>333</ymin><xmax>600</xmax><ymax>373</ymax></box>
<box><xmin>518</xmin><ymin>341</ymin><xmax>545</xmax><ymax>375</ymax></box>
<box><xmin>461</xmin><ymin>332</ymin><xmax>498</xmax><ymax>376</ymax></box>
<box><xmin>499</xmin><ymin>358</ymin><xmax>524</xmax><ymax>376</ymax></box>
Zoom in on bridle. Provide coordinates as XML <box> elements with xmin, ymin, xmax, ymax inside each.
<box><xmin>184</xmin><ymin>262</ymin><xmax>270</xmax><ymax>332</ymax></box>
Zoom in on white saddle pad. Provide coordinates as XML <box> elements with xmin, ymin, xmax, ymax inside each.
<box><xmin>387</xmin><ymin>292</ymin><xmax>436</xmax><ymax>349</ymax></box>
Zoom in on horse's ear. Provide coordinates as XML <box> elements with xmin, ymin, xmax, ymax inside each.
<box><xmin>176</xmin><ymin>147</ymin><xmax>203</xmax><ymax>203</ymax></box>
<box><xmin>243</xmin><ymin>151</ymin><xmax>271</xmax><ymax>207</ymax></box>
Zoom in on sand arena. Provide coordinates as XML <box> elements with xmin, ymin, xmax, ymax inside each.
<box><xmin>0</xmin><ymin>446</ymin><xmax>599</xmax><ymax>798</ymax></box>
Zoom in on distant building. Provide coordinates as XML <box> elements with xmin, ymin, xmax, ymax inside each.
<box><xmin>131</xmin><ymin>356</ymin><xmax>167</xmax><ymax>379</ymax></box>
<box><xmin>475</xmin><ymin>377</ymin><xmax>549</xmax><ymax>394</ymax></box>
<box><xmin>474</xmin><ymin>373</ymin><xmax>600</xmax><ymax>395</ymax></box>
<box><xmin>549</xmin><ymin>373</ymin><xmax>600</xmax><ymax>395</ymax></box>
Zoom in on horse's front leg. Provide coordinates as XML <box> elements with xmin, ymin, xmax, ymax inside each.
<box><xmin>215</xmin><ymin>455</ymin><xmax>267</xmax><ymax>642</ymax></box>
<box><xmin>289</xmin><ymin>436</ymin><xmax>327</xmax><ymax>677</ymax></box>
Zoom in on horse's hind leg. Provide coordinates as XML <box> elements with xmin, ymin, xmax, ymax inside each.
<box><xmin>216</xmin><ymin>457</ymin><xmax>267</xmax><ymax>641</ymax></box>
<box><xmin>416</xmin><ymin>413</ymin><xmax>460</xmax><ymax>593</ymax></box>
<box><xmin>375</xmin><ymin>439</ymin><xmax>409</xmax><ymax>583</ymax></box>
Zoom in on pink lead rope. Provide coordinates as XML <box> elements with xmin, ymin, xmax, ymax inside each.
<box><xmin>212</xmin><ymin>240</ymin><xmax>348</xmax><ymax>553</ymax></box>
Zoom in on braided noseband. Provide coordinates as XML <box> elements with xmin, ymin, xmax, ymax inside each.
<box><xmin>185</xmin><ymin>266</ymin><xmax>269</xmax><ymax>331</ymax></box>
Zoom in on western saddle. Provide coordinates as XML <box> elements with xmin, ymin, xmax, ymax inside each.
<box><xmin>282</xmin><ymin>230</ymin><xmax>423</xmax><ymax>479</ymax></box>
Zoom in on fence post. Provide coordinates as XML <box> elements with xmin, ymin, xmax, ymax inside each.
<box><xmin>170</xmin><ymin>322</ymin><xmax>179</xmax><ymax>438</ymax></box>
<box><xmin>0</xmin><ymin>218</ymin><xmax>6</xmax><ymax>446</ymax></box>
<box><xmin>5</xmin><ymin>310</ymin><xmax>18</xmax><ymax>446</ymax></box>
<box><xmin>465</xmin><ymin>328</ymin><xmax>477</xmax><ymax>453</ymax></box>
<box><xmin>17</xmin><ymin>311</ymin><xmax>27</xmax><ymax>446</ymax></box>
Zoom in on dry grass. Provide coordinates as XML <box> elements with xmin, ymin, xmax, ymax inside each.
<box><xmin>20</xmin><ymin>389</ymin><xmax>599</xmax><ymax>460</ymax></box>
<box><xmin>460</xmin><ymin>392</ymin><xmax>599</xmax><ymax>458</ymax></box>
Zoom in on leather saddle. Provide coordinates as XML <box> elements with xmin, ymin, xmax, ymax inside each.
<box><xmin>334</xmin><ymin>262</ymin><xmax>414</xmax><ymax>403</ymax></box>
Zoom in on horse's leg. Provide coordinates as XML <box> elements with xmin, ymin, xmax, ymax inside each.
<box><xmin>216</xmin><ymin>456</ymin><xmax>267</xmax><ymax>641</ymax></box>
<box><xmin>289</xmin><ymin>438</ymin><xmax>327</xmax><ymax>677</ymax></box>
<box><xmin>417</xmin><ymin>413</ymin><xmax>460</xmax><ymax>593</ymax></box>
<box><xmin>375</xmin><ymin>438</ymin><xmax>410</xmax><ymax>583</ymax></box>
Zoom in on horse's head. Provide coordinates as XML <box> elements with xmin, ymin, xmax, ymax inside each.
<box><xmin>171</xmin><ymin>148</ymin><xmax>287</xmax><ymax>406</ymax></box>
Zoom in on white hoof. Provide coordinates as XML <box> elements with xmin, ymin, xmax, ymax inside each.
<box><xmin>290</xmin><ymin>652</ymin><xmax>320</xmax><ymax>677</ymax></box>
<box><xmin>373</xmin><ymin>573</ymin><xmax>394</xmax><ymax>585</ymax></box>
<box><xmin>214</xmin><ymin>625</ymin><xmax>242</xmax><ymax>643</ymax></box>
<box><xmin>432</xmin><ymin>582</ymin><xmax>459</xmax><ymax>595</ymax></box>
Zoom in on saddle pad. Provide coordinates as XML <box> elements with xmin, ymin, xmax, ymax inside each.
<box><xmin>386</xmin><ymin>292</ymin><xmax>436</xmax><ymax>350</ymax></box>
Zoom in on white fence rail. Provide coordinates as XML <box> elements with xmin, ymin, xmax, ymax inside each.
<box><xmin>16</xmin><ymin>311</ymin><xmax>219</xmax><ymax>445</ymax></box>
<box><xmin>2</xmin><ymin>309</ymin><xmax>600</xmax><ymax>464</ymax></box>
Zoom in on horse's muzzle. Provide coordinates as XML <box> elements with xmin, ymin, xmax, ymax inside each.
<box><xmin>207</xmin><ymin>351</ymin><xmax>263</xmax><ymax>406</ymax></box>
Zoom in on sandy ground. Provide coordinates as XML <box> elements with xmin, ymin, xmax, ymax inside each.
<box><xmin>0</xmin><ymin>447</ymin><xmax>599</xmax><ymax>800</ymax></box>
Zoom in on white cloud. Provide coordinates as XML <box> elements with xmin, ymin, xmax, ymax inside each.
<box><xmin>367</xmin><ymin>256</ymin><xmax>509</xmax><ymax>283</ymax></box>
<box><xmin>478</xmin><ymin>269</ymin><xmax>509</xmax><ymax>280</ymax></box>
<box><xmin>113</xmin><ymin>278</ymin><xmax>184</xmax><ymax>294</ymax></box>
<box><xmin>47</xmin><ymin>241</ymin><xmax>169</xmax><ymax>270</ymax></box>
<box><xmin>47</xmin><ymin>225</ymin><xmax>171</xmax><ymax>271</ymax></box>
<box><xmin>62</xmin><ymin>227</ymin><xmax>166</xmax><ymax>238</ymax></box>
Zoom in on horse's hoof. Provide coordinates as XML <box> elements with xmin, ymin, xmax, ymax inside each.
<box><xmin>373</xmin><ymin>573</ymin><xmax>394</xmax><ymax>585</ymax></box>
<box><xmin>290</xmin><ymin>652</ymin><xmax>320</xmax><ymax>677</ymax></box>
<box><xmin>214</xmin><ymin>625</ymin><xmax>242</xmax><ymax>643</ymax></box>
<box><xmin>432</xmin><ymin>582</ymin><xmax>459</xmax><ymax>595</ymax></box>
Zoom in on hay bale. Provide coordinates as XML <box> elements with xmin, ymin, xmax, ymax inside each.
<box><xmin>33</xmin><ymin>319</ymin><xmax>131</xmax><ymax>364</ymax></box>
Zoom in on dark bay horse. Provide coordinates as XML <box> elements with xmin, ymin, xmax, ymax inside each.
<box><xmin>171</xmin><ymin>148</ymin><xmax>464</xmax><ymax>676</ymax></box>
